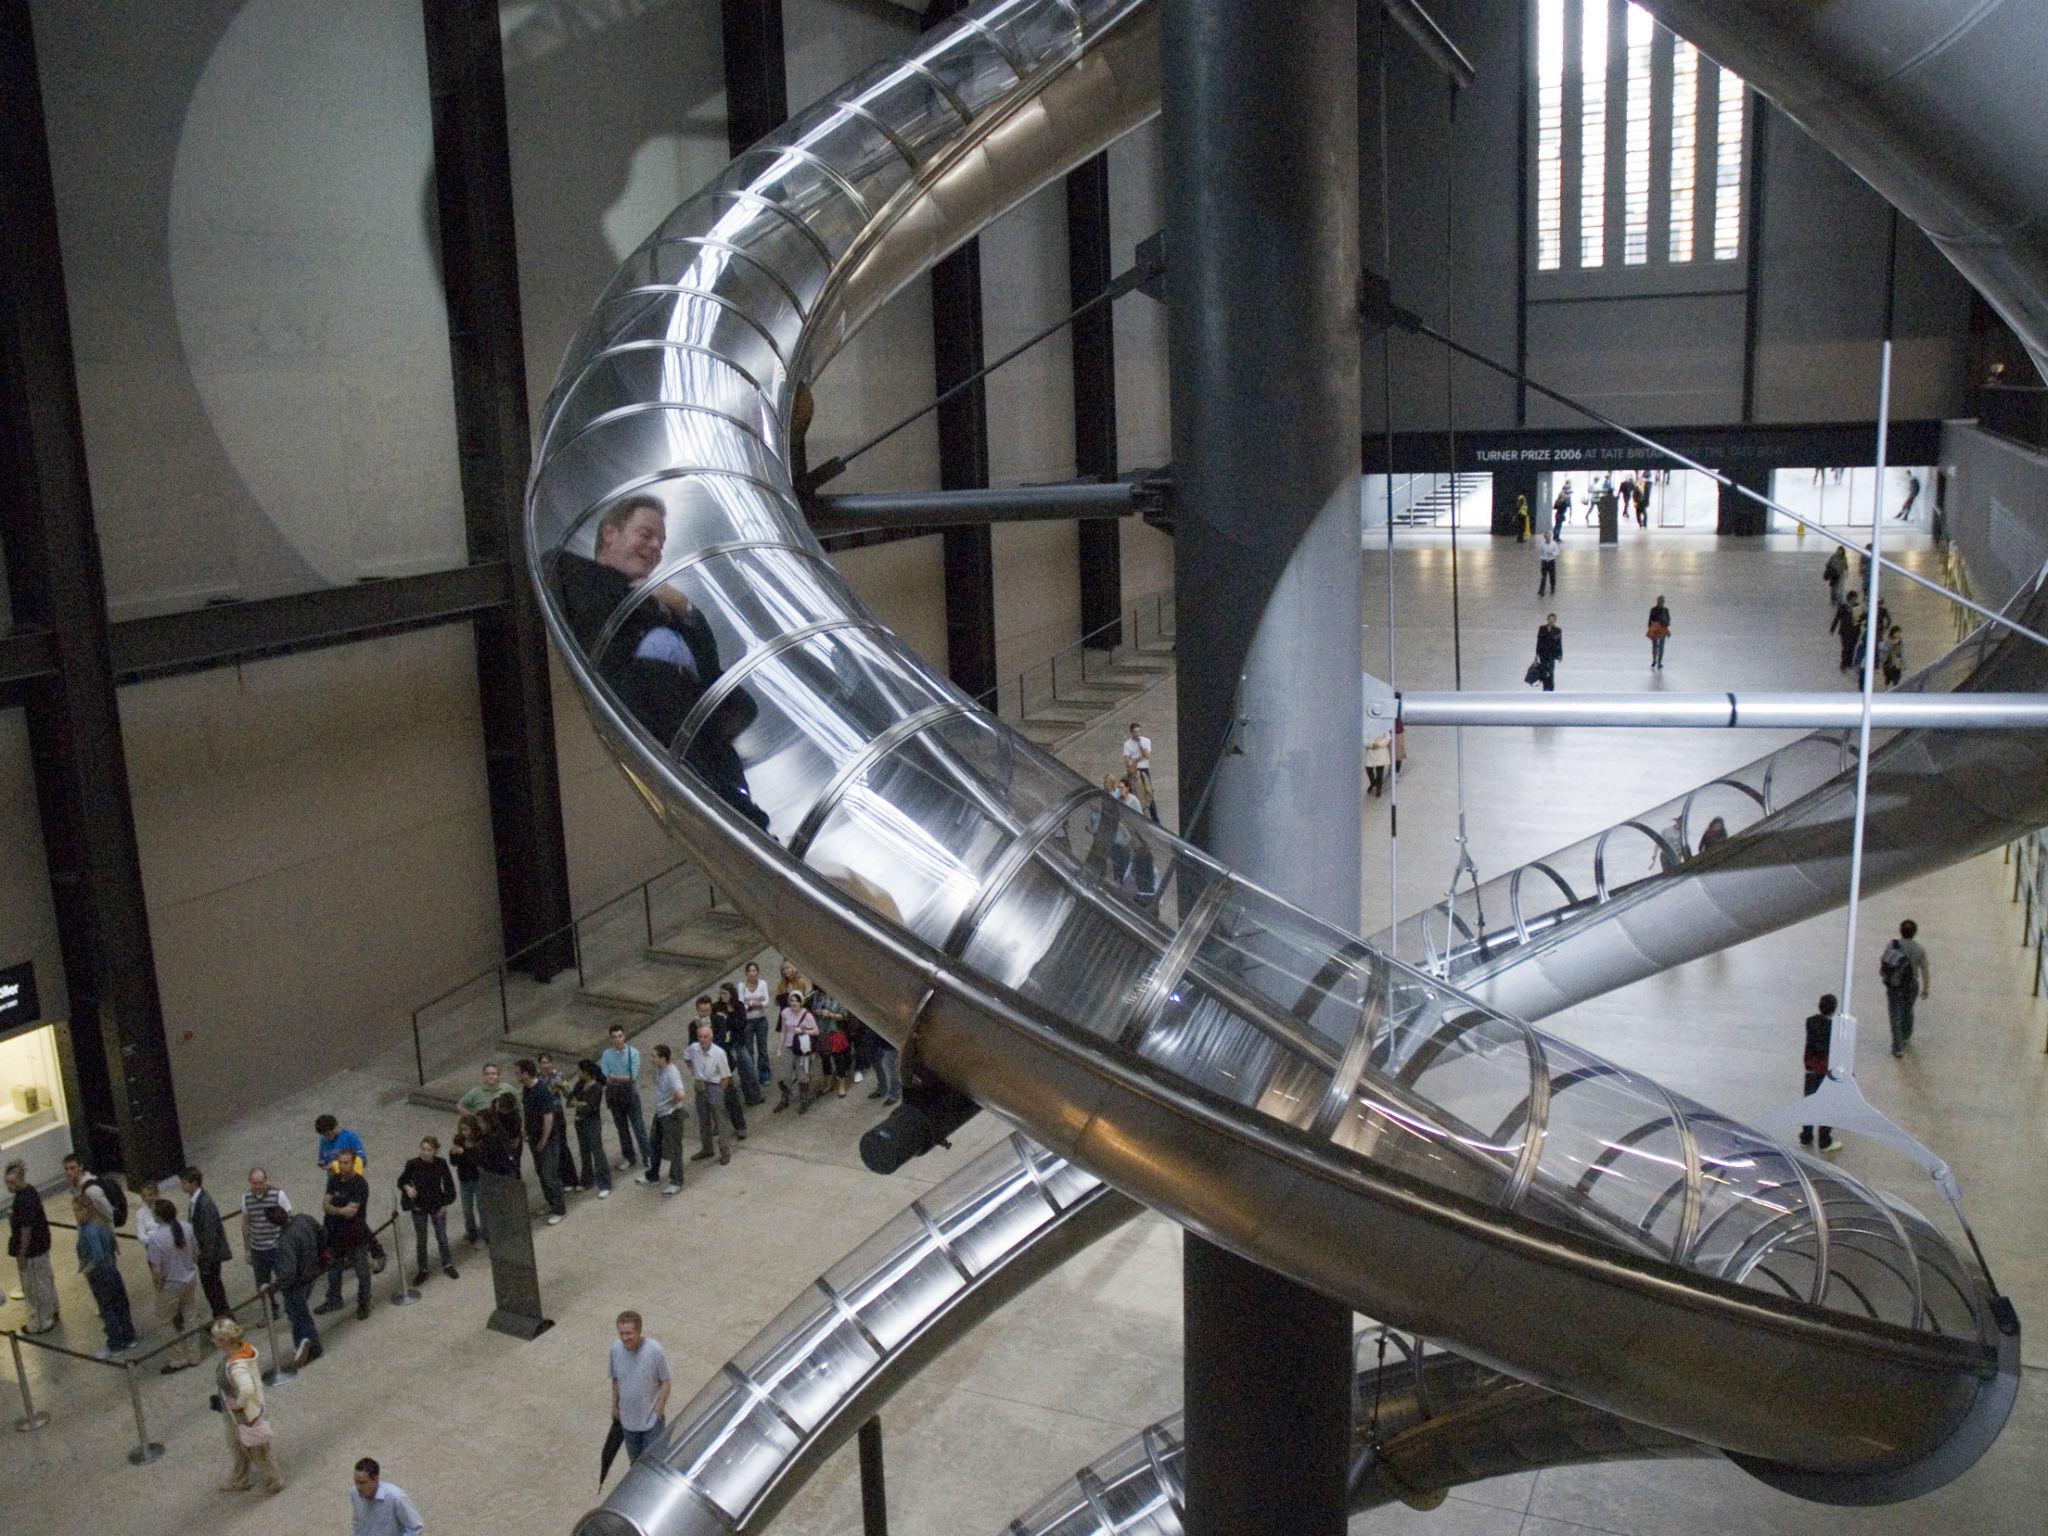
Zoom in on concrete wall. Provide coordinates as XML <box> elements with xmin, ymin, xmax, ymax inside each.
<box><xmin>1938</xmin><ymin>422</ymin><xmax>2048</xmax><ymax>609</ymax></box>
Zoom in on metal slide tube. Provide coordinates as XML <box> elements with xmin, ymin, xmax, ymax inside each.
<box><xmin>1382</xmin><ymin>691</ymin><xmax>2048</xmax><ymax>730</ymax></box>
<box><xmin>534</xmin><ymin>5</ymin><xmax>2016</xmax><ymax>1529</ymax></box>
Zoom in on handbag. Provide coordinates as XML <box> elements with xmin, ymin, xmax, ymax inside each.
<box><xmin>236</xmin><ymin>1415</ymin><xmax>274</xmax><ymax>1449</ymax></box>
<box><xmin>1647</xmin><ymin>621</ymin><xmax>1670</xmax><ymax>639</ymax></box>
<box><xmin>1524</xmin><ymin>660</ymin><xmax>1544</xmax><ymax>687</ymax></box>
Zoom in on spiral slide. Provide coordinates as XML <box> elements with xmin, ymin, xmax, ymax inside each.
<box><xmin>526</xmin><ymin>4</ymin><xmax>2024</xmax><ymax>1531</ymax></box>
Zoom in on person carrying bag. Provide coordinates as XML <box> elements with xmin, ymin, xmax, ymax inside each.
<box><xmin>210</xmin><ymin>1316</ymin><xmax>284</xmax><ymax>1495</ymax></box>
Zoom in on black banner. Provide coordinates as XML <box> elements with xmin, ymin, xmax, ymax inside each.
<box><xmin>481</xmin><ymin>1172</ymin><xmax>553</xmax><ymax>1340</ymax></box>
<box><xmin>0</xmin><ymin>960</ymin><xmax>38</xmax><ymax>1040</ymax></box>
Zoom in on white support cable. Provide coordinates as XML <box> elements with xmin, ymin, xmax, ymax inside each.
<box><xmin>1839</xmin><ymin>338</ymin><xmax>1891</xmax><ymax>1027</ymax></box>
<box><xmin>1376</xmin><ymin>11</ymin><xmax>1401</xmax><ymax>960</ymax></box>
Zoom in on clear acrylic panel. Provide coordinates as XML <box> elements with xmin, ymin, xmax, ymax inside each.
<box><xmin>963</xmin><ymin>850</ymin><xmax>1163</xmax><ymax>1037</ymax></box>
<box><xmin>539</xmin><ymin>342</ymin><xmax>780</xmax><ymax>471</ymax></box>
<box><xmin>909</xmin><ymin>26</ymin><xmax>1024</xmax><ymax>118</ymax></box>
<box><xmin>823</xmin><ymin>1207</ymin><xmax>968</xmax><ymax>1353</ymax></box>
<box><xmin>602</xmin><ymin>238</ymin><xmax>809</xmax><ymax>339</ymax></box>
<box><xmin>563</xmin><ymin>288</ymin><xmax>791</xmax><ymax>407</ymax></box>
<box><xmin>729</xmin><ymin>1286</ymin><xmax>883</xmax><ymax>1433</ymax></box>
<box><xmin>837</xmin><ymin>58</ymin><xmax>970</xmax><ymax>163</ymax></box>
<box><xmin>648</xmin><ymin>192</ymin><xmax>837</xmax><ymax>302</ymax></box>
<box><xmin>925</xmin><ymin>1159</ymin><xmax>1061</xmax><ymax>1275</ymax></box>
<box><xmin>974</xmin><ymin>0</ymin><xmax>1090</xmax><ymax>72</ymax></box>
<box><xmin>780</xmin><ymin>108</ymin><xmax>918</xmax><ymax>209</ymax></box>
<box><xmin>663</xmin><ymin>1376</ymin><xmax>802</xmax><ymax>1520</ymax></box>
<box><xmin>717</xmin><ymin>144</ymin><xmax>873</xmax><ymax>256</ymax></box>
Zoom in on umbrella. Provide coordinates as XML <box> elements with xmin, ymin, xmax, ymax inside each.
<box><xmin>600</xmin><ymin>1419</ymin><xmax>625</xmax><ymax>1486</ymax></box>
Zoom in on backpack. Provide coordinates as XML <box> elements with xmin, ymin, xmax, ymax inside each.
<box><xmin>1878</xmin><ymin>942</ymin><xmax>1914</xmax><ymax>994</ymax></box>
<box><xmin>88</xmin><ymin>1175</ymin><xmax>128</xmax><ymax>1227</ymax></box>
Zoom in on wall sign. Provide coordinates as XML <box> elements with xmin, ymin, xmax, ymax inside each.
<box><xmin>0</xmin><ymin>961</ymin><xmax>38</xmax><ymax>1038</ymax></box>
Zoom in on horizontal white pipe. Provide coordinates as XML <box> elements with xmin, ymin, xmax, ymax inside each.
<box><xmin>1373</xmin><ymin>692</ymin><xmax>2048</xmax><ymax>730</ymax></box>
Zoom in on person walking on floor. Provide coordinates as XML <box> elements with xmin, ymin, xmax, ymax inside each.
<box><xmin>1647</xmin><ymin>595</ymin><xmax>1671</xmax><ymax>670</ymax></box>
<box><xmin>397</xmin><ymin>1136</ymin><xmax>459</xmax><ymax>1283</ymax></box>
<box><xmin>1536</xmin><ymin>531</ymin><xmax>1560</xmax><ymax>596</ymax></box>
<box><xmin>350</xmin><ymin>1457</ymin><xmax>425</xmax><ymax>1536</ymax></box>
<box><xmin>1534</xmin><ymin>614</ymin><xmax>1564</xmax><ymax>692</ymax></box>
<box><xmin>645</xmin><ymin>1044</ymin><xmax>688</xmax><ymax>1196</ymax></box>
<box><xmin>315</xmin><ymin>1154</ymin><xmax>375</xmax><ymax>1321</ymax></box>
<box><xmin>1515</xmin><ymin>493</ymin><xmax>1530</xmax><ymax>542</ymax></box>
<box><xmin>1880</xmin><ymin>625</ymin><xmax>1905</xmax><ymax>687</ymax></box>
<box><xmin>1897</xmin><ymin>470</ymin><xmax>1922</xmax><ymax>521</ymax></box>
<box><xmin>610</xmin><ymin>1310</ymin><xmax>673</xmax><ymax>1468</ymax></box>
<box><xmin>5</xmin><ymin>1159</ymin><xmax>58</xmax><ymax>1334</ymax></box>
<box><xmin>518</xmin><ymin>1059</ymin><xmax>568</xmax><ymax>1226</ymax></box>
<box><xmin>599</xmin><ymin>1023</ymin><xmax>653</xmax><ymax>1174</ymax></box>
<box><xmin>1880</xmin><ymin>919</ymin><xmax>1932</xmax><ymax>1057</ymax></box>
<box><xmin>1551</xmin><ymin>481</ymin><xmax>1570</xmax><ymax>539</ymax></box>
<box><xmin>1833</xmin><ymin>590</ymin><xmax>1864</xmax><ymax>673</ymax></box>
<box><xmin>570</xmin><ymin>1061</ymin><xmax>614</xmax><ymax>1197</ymax></box>
<box><xmin>1823</xmin><ymin>545</ymin><xmax>1848</xmax><ymax>609</ymax></box>
<box><xmin>75</xmin><ymin>1192</ymin><xmax>137</xmax><ymax>1357</ymax></box>
<box><xmin>270</xmin><ymin>1207</ymin><xmax>324</xmax><ymax>1367</ymax></box>
<box><xmin>1123</xmin><ymin>724</ymin><xmax>1159</xmax><ymax>822</ymax></box>
<box><xmin>179</xmin><ymin>1167</ymin><xmax>232</xmax><ymax>1318</ymax></box>
<box><xmin>144</xmin><ymin>1198</ymin><xmax>204</xmax><ymax>1372</ymax></box>
<box><xmin>1800</xmin><ymin>994</ymin><xmax>1838</xmax><ymax>1152</ymax></box>
<box><xmin>211</xmin><ymin>1316</ymin><xmax>284</xmax><ymax>1495</ymax></box>
<box><xmin>685</xmin><ymin>1021</ymin><xmax>734</xmax><ymax>1166</ymax></box>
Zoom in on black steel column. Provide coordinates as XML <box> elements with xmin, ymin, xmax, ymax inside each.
<box><xmin>721</xmin><ymin>0</ymin><xmax>788</xmax><ymax>159</ymax></box>
<box><xmin>422</xmin><ymin>0</ymin><xmax>575</xmax><ymax>975</ymax></box>
<box><xmin>923</xmin><ymin>1</ymin><xmax>999</xmax><ymax>703</ymax></box>
<box><xmin>1166</xmin><ymin>3</ymin><xmax>1359</xmax><ymax>1534</ymax></box>
<box><xmin>0</xmin><ymin>0</ymin><xmax>180</xmax><ymax>1179</ymax></box>
<box><xmin>1069</xmin><ymin>154</ymin><xmax>1123</xmax><ymax>646</ymax></box>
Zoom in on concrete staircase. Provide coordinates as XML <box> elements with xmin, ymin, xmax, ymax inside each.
<box><xmin>1014</xmin><ymin>634</ymin><xmax>1176</xmax><ymax>749</ymax></box>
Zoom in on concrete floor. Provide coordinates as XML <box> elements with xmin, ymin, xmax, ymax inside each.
<box><xmin>8</xmin><ymin>528</ymin><xmax>2046</xmax><ymax>1536</ymax></box>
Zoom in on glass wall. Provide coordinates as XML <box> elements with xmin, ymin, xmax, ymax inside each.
<box><xmin>0</xmin><ymin>1024</ymin><xmax>69</xmax><ymax>1185</ymax></box>
<box><xmin>1771</xmin><ymin>466</ymin><xmax>1934</xmax><ymax>531</ymax></box>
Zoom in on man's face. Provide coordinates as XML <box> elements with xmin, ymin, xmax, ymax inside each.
<box><xmin>62</xmin><ymin>1159</ymin><xmax>83</xmax><ymax>1187</ymax></box>
<box><xmin>248</xmin><ymin>1169</ymin><xmax>269</xmax><ymax>1196</ymax></box>
<box><xmin>609</xmin><ymin>1028</ymin><xmax>626</xmax><ymax>1048</ymax></box>
<box><xmin>617</xmin><ymin>1318</ymin><xmax>642</xmax><ymax>1350</ymax></box>
<box><xmin>538</xmin><ymin>1055</ymin><xmax>555</xmax><ymax>1077</ymax></box>
<box><xmin>3</xmin><ymin>1168</ymin><xmax>21</xmax><ymax>1193</ymax></box>
<box><xmin>180</xmin><ymin>1175</ymin><xmax>199</xmax><ymax>1195</ymax></box>
<box><xmin>697</xmin><ymin>1023</ymin><xmax>713</xmax><ymax>1045</ymax></box>
<box><xmin>597</xmin><ymin>506</ymin><xmax>665</xmax><ymax>581</ymax></box>
<box><xmin>483</xmin><ymin>1065</ymin><xmax>500</xmax><ymax>1087</ymax></box>
<box><xmin>353</xmin><ymin>1469</ymin><xmax>379</xmax><ymax>1499</ymax></box>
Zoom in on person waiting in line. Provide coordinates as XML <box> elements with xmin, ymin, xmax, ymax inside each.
<box><xmin>862</xmin><ymin>1015</ymin><xmax>902</xmax><ymax>1105</ymax></box>
<box><xmin>554</xmin><ymin>494</ymin><xmax>769</xmax><ymax>832</ymax></box>
<box><xmin>457</xmin><ymin>1062</ymin><xmax>517</xmax><ymax>1118</ymax></box>
<box><xmin>1881</xmin><ymin>625</ymin><xmax>1905</xmax><ymax>688</ymax></box>
<box><xmin>314</xmin><ymin>1114</ymin><xmax>385</xmax><ymax>1273</ymax></box>
<box><xmin>685</xmin><ymin>1020</ymin><xmax>735</xmax><ymax>1166</ymax></box>
<box><xmin>600</xmin><ymin>1022</ymin><xmax>654</xmax><ymax>1174</ymax></box>
<box><xmin>536</xmin><ymin>1053</ymin><xmax>581</xmax><ymax>1195</ymax></box>
<box><xmin>484</xmin><ymin>1099</ymin><xmax>525</xmax><ymax>1178</ymax></box>
<box><xmin>1832</xmin><ymin>590</ymin><xmax>1864</xmax><ymax>673</ymax></box>
<box><xmin>314</xmin><ymin>1154</ymin><xmax>374</xmax><ymax>1321</ymax></box>
<box><xmin>396</xmin><ymin>1136</ymin><xmax>459</xmax><ymax>1284</ymax></box>
<box><xmin>645</xmin><ymin>1044</ymin><xmax>688</xmax><ymax>1195</ymax></box>
<box><xmin>778</xmin><ymin>986</ymin><xmax>821</xmax><ymax>1114</ymax></box>
<box><xmin>1800</xmin><ymin>994</ymin><xmax>1838</xmax><ymax>1153</ymax></box>
<box><xmin>270</xmin><ymin>1207</ymin><xmax>324</xmax><ymax>1367</ymax></box>
<box><xmin>691</xmin><ymin>994</ymin><xmax>748</xmax><ymax>1143</ymax></box>
<box><xmin>5</xmin><ymin>1160</ymin><xmax>58</xmax><ymax>1334</ymax></box>
<box><xmin>1533</xmin><ymin>614</ymin><xmax>1564</xmax><ymax>692</ymax></box>
<box><xmin>179</xmin><ymin>1167</ymin><xmax>232</xmax><ymax>1319</ymax></box>
<box><xmin>1536</xmin><ymin>530</ymin><xmax>1559</xmax><ymax>596</ymax></box>
<box><xmin>822</xmin><ymin>1014</ymin><xmax>854</xmax><ymax>1099</ymax></box>
<box><xmin>144</xmin><ymin>1197</ymin><xmax>204</xmax><ymax>1373</ymax></box>
<box><xmin>1647</xmin><ymin>595</ymin><xmax>1672</xmax><ymax>670</ymax></box>
<box><xmin>517</xmin><ymin>1059</ymin><xmax>568</xmax><ymax>1226</ymax></box>
<box><xmin>449</xmin><ymin>1114</ymin><xmax>488</xmax><ymax>1243</ymax></box>
<box><xmin>715</xmin><ymin>982</ymin><xmax>763</xmax><ymax>1109</ymax></box>
<box><xmin>569</xmin><ymin>1061</ymin><xmax>614</xmax><ymax>1197</ymax></box>
<box><xmin>737</xmin><ymin>961</ymin><xmax>776</xmax><ymax>1094</ymax></box>
<box><xmin>135</xmin><ymin>1178</ymin><xmax>163</xmax><ymax>1249</ymax></box>
<box><xmin>75</xmin><ymin>1191</ymin><xmax>137</xmax><ymax>1358</ymax></box>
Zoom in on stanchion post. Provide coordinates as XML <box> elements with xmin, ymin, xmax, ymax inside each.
<box><xmin>858</xmin><ymin>1415</ymin><xmax>888</xmax><ymax>1536</ymax></box>
<box><xmin>9</xmin><ymin>1332</ymin><xmax>50</xmax><ymax>1432</ymax></box>
<box><xmin>123</xmin><ymin>1360</ymin><xmax>164</xmax><ymax>1464</ymax></box>
<box><xmin>388</xmin><ymin>1214</ymin><xmax>420</xmax><ymax>1306</ymax></box>
<box><xmin>260</xmin><ymin>1287</ymin><xmax>297</xmax><ymax>1386</ymax></box>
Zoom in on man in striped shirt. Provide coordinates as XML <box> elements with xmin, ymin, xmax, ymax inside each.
<box><xmin>240</xmin><ymin>1167</ymin><xmax>293</xmax><ymax>1290</ymax></box>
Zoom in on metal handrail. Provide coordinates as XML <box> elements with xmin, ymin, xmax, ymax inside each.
<box><xmin>969</xmin><ymin>587</ymin><xmax>1176</xmax><ymax>727</ymax></box>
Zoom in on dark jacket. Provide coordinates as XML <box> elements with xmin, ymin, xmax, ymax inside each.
<box><xmin>186</xmin><ymin>1186</ymin><xmax>232</xmax><ymax>1266</ymax></box>
<box><xmin>1536</xmin><ymin>624</ymin><xmax>1564</xmax><ymax>663</ymax></box>
<box><xmin>1803</xmin><ymin>1012</ymin><xmax>1834</xmax><ymax>1074</ymax></box>
<box><xmin>450</xmin><ymin>1141</ymin><xmax>483</xmax><ymax>1187</ymax></box>
<box><xmin>271</xmin><ymin>1211</ymin><xmax>324</xmax><ymax>1290</ymax></box>
<box><xmin>322</xmin><ymin>1169</ymin><xmax>372</xmax><ymax>1254</ymax></box>
<box><xmin>1648</xmin><ymin>604</ymin><xmax>1671</xmax><ymax>630</ymax></box>
<box><xmin>397</xmin><ymin>1155</ymin><xmax>455</xmax><ymax>1215</ymax></box>
<box><xmin>7</xmin><ymin>1182</ymin><xmax>51</xmax><ymax>1260</ymax></box>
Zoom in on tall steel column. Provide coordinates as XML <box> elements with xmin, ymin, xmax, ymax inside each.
<box><xmin>1165</xmin><ymin>2</ymin><xmax>1362</xmax><ymax>1533</ymax></box>
<box><xmin>0</xmin><ymin>0</ymin><xmax>181</xmax><ymax>1179</ymax></box>
<box><xmin>422</xmin><ymin>0</ymin><xmax>575</xmax><ymax>975</ymax></box>
<box><xmin>1068</xmin><ymin>153</ymin><xmax>1124</xmax><ymax>646</ymax></box>
<box><xmin>720</xmin><ymin>0</ymin><xmax>788</xmax><ymax>159</ymax></box>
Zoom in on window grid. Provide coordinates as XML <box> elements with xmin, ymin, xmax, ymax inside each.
<box><xmin>1578</xmin><ymin>0</ymin><xmax>1608</xmax><ymax>267</ymax></box>
<box><xmin>1668</xmin><ymin>40</ymin><xmax>1698</xmax><ymax>263</ymax></box>
<box><xmin>1713</xmin><ymin>66</ymin><xmax>1745</xmax><ymax>260</ymax></box>
<box><xmin>1622</xmin><ymin>4</ymin><xmax>1654</xmax><ymax>264</ymax></box>
<box><xmin>1536</xmin><ymin>0</ymin><xmax>1565</xmax><ymax>271</ymax></box>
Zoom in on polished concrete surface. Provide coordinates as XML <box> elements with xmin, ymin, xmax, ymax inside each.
<box><xmin>7</xmin><ymin>530</ymin><xmax>2046</xmax><ymax>1535</ymax></box>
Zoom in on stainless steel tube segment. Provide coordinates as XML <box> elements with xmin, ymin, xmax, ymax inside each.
<box><xmin>533</xmin><ymin>3</ymin><xmax>2014</xmax><ymax>1525</ymax></box>
<box><xmin>1639</xmin><ymin>0</ymin><xmax>2048</xmax><ymax>380</ymax></box>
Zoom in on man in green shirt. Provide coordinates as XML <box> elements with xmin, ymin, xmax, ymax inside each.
<box><xmin>458</xmin><ymin>1062</ymin><xmax>516</xmax><ymax>1117</ymax></box>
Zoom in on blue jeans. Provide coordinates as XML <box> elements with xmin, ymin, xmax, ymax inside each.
<box><xmin>458</xmin><ymin>1179</ymin><xmax>483</xmax><ymax>1241</ymax></box>
<box><xmin>874</xmin><ymin>1042</ymin><xmax>902</xmax><ymax>1100</ymax></box>
<box><xmin>607</xmin><ymin>1087</ymin><xmax>651</xmax><ymax>1169</ymax></box>
<box><xmin>86</xmin><ymin>1264</ymin><xmax>137</xmax><ymax>1350</ymax></box>
<box><xmin>281</xmin><ymin>1281</ymin><xmax>319</xmax><ymax>1348</ymax></box>
<box><xmin>620</xmin><ymin>1415</ymin><xmax>665</xmax><ymax>1465</ymax></box>
<box><xmin>748</xmin><ymin>1015</ymin><xmax>773</xmax><ymax>1086</ymax></box>
<box><xmin>248</xmin><ymin>1249</ymin><xmax>278</xmax><ymax>1291</ymax></box>
<box><xmin>734</xmin><ymin>1045</ymin><xmax>762</xmax><ymax>1106</ymax></box>
<box><xmin>648</xmin><ymin>1112</ymin><xmax>684</xmax><ymax>1185</ymax></box>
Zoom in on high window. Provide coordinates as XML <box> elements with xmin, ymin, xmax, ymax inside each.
<box><xmin>1533</xmin><ymin>0</ymin><xmax>1746</xmax><ymax>279</ymax></box>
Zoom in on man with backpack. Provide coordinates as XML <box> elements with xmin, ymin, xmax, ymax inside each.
<box><xmin>63</xmin><ymin>1154</ymin><xmax>124</xmax><ymax>1225</ymax></box>
<box><xmin>1879</xmin><ymin>919</ymin><xmax>1931</xmax><ymax>1057</ymax></box>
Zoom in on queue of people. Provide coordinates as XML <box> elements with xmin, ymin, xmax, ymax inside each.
<box><xmin>1825</xmin><ymin>544</ymin><xmax>1907</xmax><ymax>687</ymax></box>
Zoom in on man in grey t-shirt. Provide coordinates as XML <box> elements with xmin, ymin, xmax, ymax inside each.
<box><xmin>609</xmin><ymin>1310</ymin><xmax>672</xmax><ymax>1466</ymax></box>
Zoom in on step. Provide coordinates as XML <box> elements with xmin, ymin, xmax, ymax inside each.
<box><xmin>1109</xmin><ymin>652</ymin><xmax>1172</xmax><ymax>674</ymax></box>
<box><xmin>1021</xmin><ymin>704</ymin><xmax>1101</xmax><ymax>725</ymax></box>
<box><xmin>1018</xmin><ymin>722</ymin><xmax>1073</xmax><ymax>749</ymax></box>
<box><xmin>577</xmin><ymin>955</ymin><xmax>720</xmax><ymax>1014</ymax></box>
<box><xmin>649</xmin><ymin>911</ymin><xmax>762</xmax><ymax>963</ymax></box>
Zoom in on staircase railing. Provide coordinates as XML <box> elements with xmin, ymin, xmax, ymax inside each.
<box><xmin>973</xmin><ymin>588</ymin><xmax>1176</xmax><ymax>730</ymax></box>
